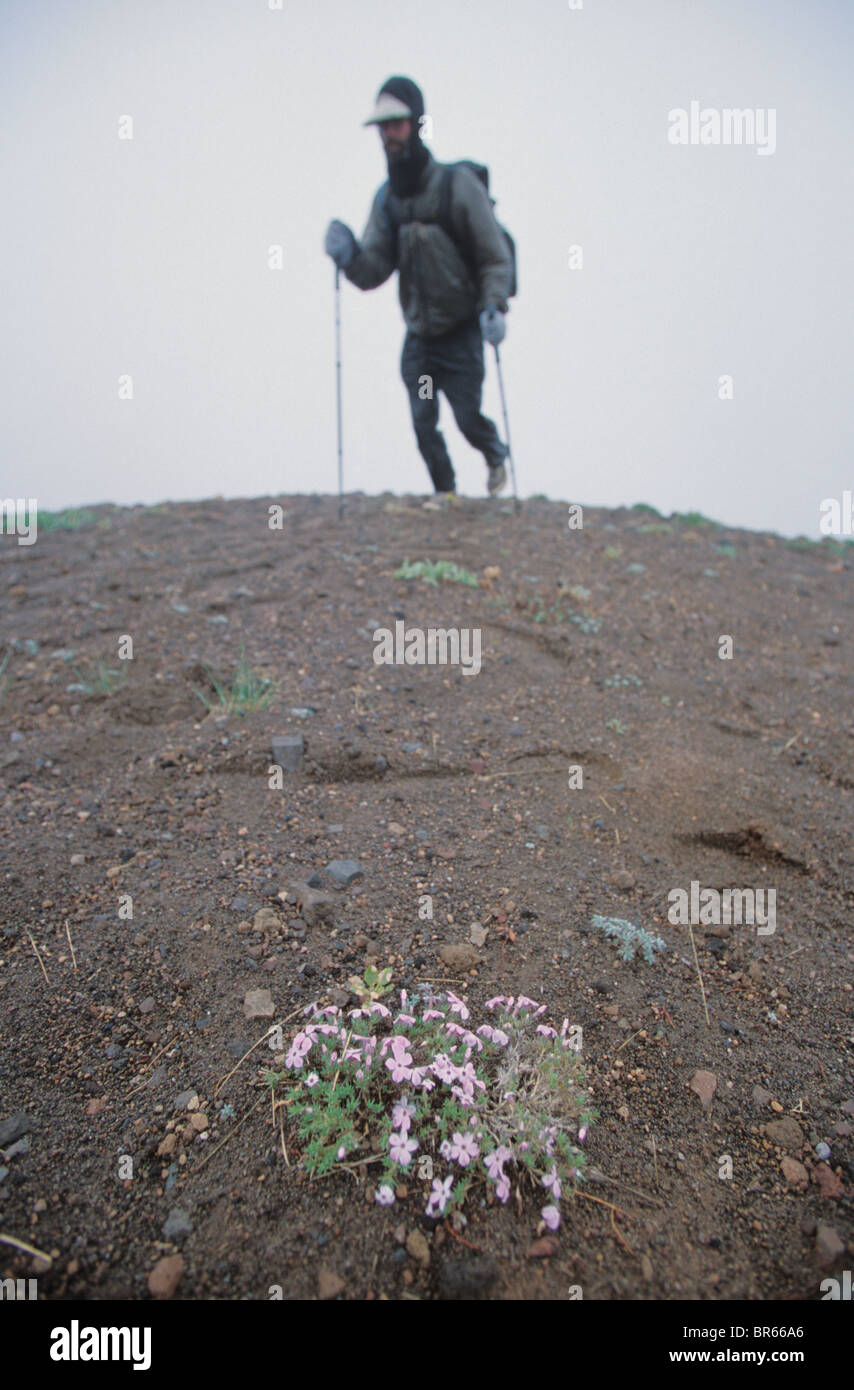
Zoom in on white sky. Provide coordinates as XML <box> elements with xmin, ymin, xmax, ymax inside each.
<box><xmin>2</xmin><ymin>0</ymin><xmax>852</xmax><ymax>536</ymax></box>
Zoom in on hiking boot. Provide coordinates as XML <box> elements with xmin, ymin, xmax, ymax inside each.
<box><xmin>487</xmin><ymin>463</ymin><xmax>507</xmax><ymax>497</ymax></box>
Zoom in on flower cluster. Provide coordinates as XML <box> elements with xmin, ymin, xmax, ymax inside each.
<box><xmin>266</xmin><ymin>981</ymin><xmax>593</xmax><ymax>1231</ymax></box>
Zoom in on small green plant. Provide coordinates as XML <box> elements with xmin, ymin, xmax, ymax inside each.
<box><xmin>194</xmin><ymin>655</ymin><xmax>276</xmax><ymax>716</ymax></box>
<box><xmin>395</xmin><ymin>558</ymin><xmax>480</xmax><ymax>587</ymax></box>
<box><xmin>604</xmin><ymin>674</ymin><xmax>642</xmax><ymax>688</ymax></box>
<box><xmin>593</xmin><ymin>915</ymin><xmax>666</xmax><ymax>964</ymax></box>
<box><xmin>346</xmin><ymin>964</ymin><xmax>393</xmax><ymax>1006</ymax></box>
<box><xmin>632</xmin><ymin>503</ymin><xmax>661</xmax><ymax>516</ymax></box>
<box><xmin>38</xmin><ymin>507</ymin><xmax>99</xmax><ymax>532</ymax></box>
<box><xmin>605</xmin><ymin>718</ymin><xmax>628</xmax><ymax>735</ymax></box>
<box><xmin>0</xmin><ymin>648</ymin><xmax>12</xmax><ymax>701</ymax></box>
<box><xmin>266</xmin><ymin>976</ymin><xmax>593</xmax><ymax>1230</ymax></box>
<box><xmin>68</xmin><ymin>660</ymin><xmax>127</xmax><ymax>695</ymax></box>
<box><xmin>671</xmin><ymin>511</ymin><xmax>720</xmax><ymax>528</ymax></box>
<box><xmin>603</xmin><ymin>545</ymin><xmax>622</xmax><ymax>560</ymax></box>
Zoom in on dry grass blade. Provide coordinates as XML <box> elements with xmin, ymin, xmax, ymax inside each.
<box><xmin>26</xmin><ymin>931</ymin><xmax>50</xmax><ymax>987</ymax></box>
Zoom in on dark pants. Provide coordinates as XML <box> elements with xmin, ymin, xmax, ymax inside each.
<box><xmin>400</xmin><ymin>318</ymin><xmax>508</xmax><ymax>493</ymax></box>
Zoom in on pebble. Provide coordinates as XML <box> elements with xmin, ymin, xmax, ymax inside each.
<box><xmin>607</xmin><ymin>869</ymin><xmax>635</xmax><ymax>890</ymax></box>
<box><xmin>689</xmin><ymin>1070</ymin><xmax>717</xmax><ymax>1109</ymax></box>
<box><xmin>325</xmin><ymin>860</ymin><xmax>364</xmax><ymax>887</ymax></box>
<box><xmin>139</xmin><ymin>997</ymin><xmax>155</xmax><ymax>1015</ymax></box>
<box><xmin>317</xmin><ymin>1266</ymin><xmax>346</xmax><ymax>1300</ymax></box>
<box><xmin>469</xmin><ymin>922</ymin><xmax>488</xmax><ymax>947</ymax></box>
<box><xmin>173</xmin><ymin>1090</ymin><xmax>198</xmax><ymax>1112</ymax></box>
<box><xmin>290</xmin><ymin>882</ymin><xmax>336</xmax><ymax>927</ymax></box>
<box><xmin>148</xmin><ymin>1253</ymin><xmax>184</xmax><ymax>1299</ymax></box>
<box><xmin>763</xmin><ymin>1118</ymin><xmax>804</xmax><ymax>1154</ymax></box>
<box><xmin>781</xmin><ymin>1156</ymin><xmax>809</xmax><ymax>1189</ymax></box>
<box><xmin>243</xmin><ymin>989</ymin><xmax>275</xmax><ymax>1020</ymax></box>
<box><xmin>815</xmin><ymin>1141</ymin><xmax>831</xmax><ymax>1161</ymax></box>
<box><xmin>406</xmin><ymin>1228</ymin><xmax>430</xmax><ymax>1267</ymax></box>
<box><xmin>816</xmin><ymin>1226</ymin><xmax>845</xmax><ymax>1264</ymax></box>
<box><xmin>439</xmin><ymin>943</ymin><xmax>480</xmax><ymax>973</ymax></box>
<box><xmin>271</xmin><ymin>735</ymin><xmax>303</xmax><ymax>772</ymax></box>
<box><xmin>526</xmin><ymin>1237</ymin><xmax>559</xmax><ymax>1259</ymax></box>
<box><xmin>162</xmin><ymin>1208</ymin><xmax>193</xmax><ymax>1240</ymax></box>
<box><xmin>438</xmin><ymin>1256</ymin><xmax>498</xmax><ymax>1300</ymax></box>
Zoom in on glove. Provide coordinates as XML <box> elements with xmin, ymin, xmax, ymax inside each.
<box><xmin>480</xmin><ymin>304</ymin><xmax>506</xmax><ymax>346</ymax></box>
<box><xmin>324</xmin><ymin>219</ymin><xmax>358</xmax><ymax>270</ymax></box>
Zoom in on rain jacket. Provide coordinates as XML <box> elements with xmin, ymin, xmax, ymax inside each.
<box><xmin>345</xmin><ymin>150</ymin><xmax>513</xmax><ymax>339</ymax></box>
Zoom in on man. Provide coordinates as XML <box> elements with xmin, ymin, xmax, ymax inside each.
<box><xmin>324</xmin><ymin>76</ymin><xmax>513</xmax><ymax>498</ymax></box>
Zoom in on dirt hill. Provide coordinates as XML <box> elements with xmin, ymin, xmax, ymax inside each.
<box><xmin>1</xmin><ymin>493</ymin><xmax>852</xmax><ymax>1300</ymax></box>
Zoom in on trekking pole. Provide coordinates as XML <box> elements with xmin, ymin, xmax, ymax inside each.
<box><xmin>334</xmin><ymin>266</ymin><xmax>344</xmax><ymax>519</ymax></box>
<box><xmin>493</xmin><ymin>344</ymin><xmax>519</xmax><ymax>513</ymax></box>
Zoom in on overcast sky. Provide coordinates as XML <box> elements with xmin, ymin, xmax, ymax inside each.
<box><xmin>2</xmin><ymin>0</ymin><xmax>852</xmax><ymax>536</ymax></box>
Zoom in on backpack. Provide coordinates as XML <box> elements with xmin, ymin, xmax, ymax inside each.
<box><xmin>382</xmin><ymin>160</ymin><xmax>518</xmax><ymax>298</ymax></box>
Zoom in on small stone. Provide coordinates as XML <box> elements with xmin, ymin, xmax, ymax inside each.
<box><xmin>85</xmin><ymin>1098</ymin><xmax>106</xmax><ymax>1118</ymax></box>
<box><xmin>406</xmin><ymin>1228</ymin><xmax>430</xmax><ymax>1266</ymax></box>
<box><xmin>253</xmin><ymin>908</ymin><xmax>280</xmax><ymax>933</ymax></box>
<box><xmin>439</xmin><ymin>943</ymin><xmax>480</xmax><ymax>973</ymax></box>
<box><xmin>271</xmin><ymin>734</ymin><xmax>303</xmax><ymax>772</ymax></box>
<box><xmin>156</xmin><ymin>1134</ymin><xmax>177</xmax><ymax>1157</ymax></box>
<box><xmin>325</xmin><ymin>860</ymin><xmax>364</xmax><ymax>887</ymax></box>
<box><xmin>173</xmin><ymin>1090</ymin><xmax>198</xmax><ymax>1112</ymax></box>
<box><xmin>763</xmin><ymin>1118</ymin><xmax>804</xmax><ymax>1154</ymax></box>
<box><xmin>469</xmin><ymin>922</ymin><xmax>488</xmax><ymax>947</ymax></box>
<box><xmin>438</xmin><ymin>1256</ymin><xmax>498</xmax><ymax>1300</ymax></box>
<box><xmin>387</xmin><ymin>822</ymin><xmax>406</xmax><ymax>836</ymax></box>
<box><xmin>189</xmin><ymin>1113</ymin><xmax>208</xmax><ymax>1132</ymax></box>
<box><xmin>243</xmin><ymin>988</ymin><xmax>275</xmax><ymax>1020</ymax></box>
<box><xmin>608</xmin><ymin>869</ymin><xmax>635</xmax><ymax>890</ymax></box>
<box><xmin>781</xmin><ymin>1156</ymin><xmax>809</xmax><ymax>1189</ymax></box>
<box><xmin>526</xmin><ymin>1237</ymin><xmax>559</xmax><ymax>1259</ymax></box>
<box><xmin>318</xmin><ymin>1266</ymin><xmax>346</xmax><ymax>1300</ymax></box>
<box><xmin>162</xmin><ymin>1208</ymin><xmax>193</xmax><ymax>1240</ymax></box>
<box><xmin>816</xmin><ymin>1225</ymin><xmax>845</xmax><ymax>1264</ymax></box>
<box><xmin>148</xmin><ymin>1253</ymin><xmax>184</xmax><ymax>1298</ymax></box>
<box><xmin>815</xmin><ymin>1141</ymin><xmax>831</xmax><ymax>1161</ymax></box>
<box><xmin>752</xmin><ymin>1086</ymin><xmax>774</xmax><ymax>1109</ymax></box>
<box><xmin>689</xmin><ymin>1070</ymin><xmax>717</xmax><ymax>1109</ymax></box>
<box><xmin>641</xmin><ymin>1254</ymin><xmax>653</xmax><ymax>1281</ymax></box>
<box><xmin>0</xmin><ymin>1112</ymin><xmax>32</xmax><ymax>1147</ymax></box>
<box><xmin>813</xmin><ymin>1164</ymin><xmax>844</xmax><ymax>1198</ymax></box>
<box><xmin>291</xmin><ymin>882</ymin><xmax>336</xmax><ymax>928</ymax></box>
<box><xmin>139</xmin><ymin>997</ymin><xmax>155</xmax><ymax>1015</ymax></box>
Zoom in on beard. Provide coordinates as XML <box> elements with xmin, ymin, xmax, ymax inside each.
<box><xmin>386</xmin><ymin>139</ymin><xmax>429</xmax><ymax>198</ymax></box>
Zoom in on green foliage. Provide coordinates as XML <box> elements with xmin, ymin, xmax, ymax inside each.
<box><xmin>605</xmin><ymin>718</ymin><xmax>628</xmax><ymax>735</ymax></box>
<box><xmin>37</xmin><ymin>507</ymin><xmax>99</xmax><ymax>531</ymax></box>
<box><xmin>632</xmin><ymin>503</ymin><xmax>661</xmax><ymax>516</ymax></box>
<box><xmin>593</xmin><ymin>915</ymin><xmax>666</xmax><ymax>964</ymax></box>
<box><xmin>671</xmin><ymin>511</ymin><xmax>721</xmax><ymax>528</ymax></box>
<box><xmin>68</xmin><ymin>660</ymin><xmax>128</xmax><ymax>695</ymax></box>
<box><xmin>604</xmin><ymin>674</ymin><xmax>642</xmax><ymax>688</ymax></box>
<box><xmin>194</xmin><ymin>654</ymin><xmax>276</xmax><ymax>716</ymax></box>
<box><xmin>267</xmin><ymin>975</ymin><xmax>594</xmax><ymax>1225</ymax></box>
<box><xmin>395</xmin><ymin>558</ymin><xmax>480</xmax><ymax>587</ymax></box>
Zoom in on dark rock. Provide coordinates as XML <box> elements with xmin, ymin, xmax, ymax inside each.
<box><xmin>325</xmin><ymin>860</ymin><xmax>364</xmax><ymax>887</ymax></box>
<box><xmin>0</xmin><ymin>1112</ymin><xmax>32</xmax><ymax>1148</ymax></box>
<box><xmin>162</xmin><ymin>1208</ymin><xmax>193</xmax><ymax>1241</ymax></box>
<box><xmin>438</xmin><ymin>1255</ymin><xmax>499</xmax><ymax>1299</ymax></box>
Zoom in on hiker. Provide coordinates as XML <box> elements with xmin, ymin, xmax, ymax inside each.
<box><xmin>324</xmin><ymin>76</ymin><xmax>514</xmax><ymax>498</ymax></box>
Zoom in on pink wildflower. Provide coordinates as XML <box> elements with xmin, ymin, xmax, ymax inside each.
<box><xmin>541</xmin><ymin>1205</ymin><xmax>561</xmax><ymax>1231</ymax></box>
<box><xmin>375</xmin><ymin>1185</ymin><xmax>395</xmax><ymax>1206</ymax></box>
<box><xmin>495</xmin><ymin>1175</ymin><xmax>510</xmax><ymax>1202</ymax></box>
<box><xmin>449</xmin><ymin>1132</ymin><xmax>479</xmax><ymax>1167</ymax></box>
<box><xmin>389</xmin><ymin>1130</ymin><xmax>418</xmax><ymax>1166</ymax></box>
<box><xmin>541</xmin><ymin>1167</ymin><xmax>562</xmax><ymax>1200</ymax></box>
<box><xmin>445</xmin><ymin>991</ymin><xmax>470</xmax><ymax>1020</ymax></box>
<box><xmin>426</xmin><ymin>1175</ymin><xmax>454</xmax><ymax>1218</ymax></box>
